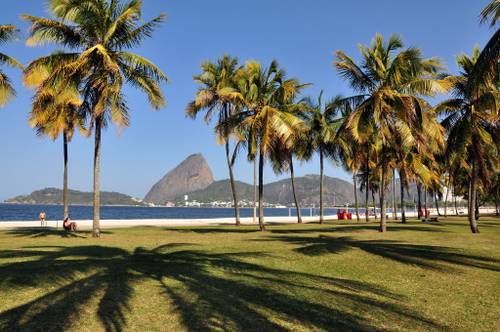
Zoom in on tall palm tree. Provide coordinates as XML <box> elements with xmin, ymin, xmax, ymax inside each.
<box><xmin>25</xmin><ymin>80</ymin><xmax>86</xmax><ymax>220</ymax></box>
<box><xmin>301</xmin><ymin>92</ymin><xmax>348</xmax><ymax>223</ymax></box>
<box><xmin>436</xmin><ymin>48</ymin><xmax>499</xmax><ymax>233</ymax></box>
<box><xmin>23</xmin><ymin>0</ymin><xmax>168</xmax><ymax>237</ymax></box>
<box><xmin>187</xmin><ymin>55</ymin><xmax>243</xmax><ymax>226</ymax></box>
<box><xmin>334</xmin><ymin>33</ymin><xmax>445</xmax><ymax>232</ymax></box>
<box><xmin>228</xmin><ymin>60</ymin><xmax>306</xmax><ymax>230</ymax></box>
<box><xmin>0</xmin><ymin>25</ymin><xmax>23</xmax><ymax>107</ymax></box>
<box><xmin>270</xmin><ymin>99</ymin><xmax>311</xmax><ymax>224</ymax></box>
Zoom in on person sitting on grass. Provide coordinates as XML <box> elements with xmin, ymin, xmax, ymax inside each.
<box><xmin>63</xmin><ymin>217</ymin><xmax>77</xmax><ymax>232</ymax></box>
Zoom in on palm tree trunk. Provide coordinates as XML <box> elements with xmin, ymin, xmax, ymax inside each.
<box><xmin>92</xmin><ymin>116</ymin><xmax>102</xmax><ymax>238</ymax></box>
<box><xmin>290</xmin><ymin>157</ymin><xmax>302</xmax><ymax>224</ymax></box>
<box><xmin>365</xmin><ymin>185</ymin><xmax>369</xmax><ymax>223</ymax></box>
<box><xmin>392</xmin><ymin>169</ymin><xmax>397</xmax><ymax>220</ymax></box>
<box><xmin>495</xmin><ymin>199</ymin><xmax>499</xmax><ymax>216</ymax></box>
<box><xmin>400</xmin><ymin>172</ymin><xmax>406</xmax><ymax>223</ymax></box>
<box><xmin>469</xmin><ymin>160</ymin><xmax>479</xmax><ymax>233</ymax></box>
<box><xmin>372</xmin><ymin>190</ymin><xmax>377</xmax><ymax>219</ymax></box>
<box><xmin>379</xmin><ymin>170</ymin><xmax>387</xmax><ymax>232</ymax></box>
<box><xmin>225</xmin><ymin>140</ymin><xmax>240</xmax><ymax>226</ymax></box>
<box><xmin>253</xmin><ymin>158</ymin><xmax>257</xmax><ymax>223</ymax></box>
<box><xmin>258</xmin><ymin>148</ymin><xmax>265</xmax><ymax>231</ymax></box>
<box><xmin>365</xmin><ymin>165</ymin><xmax>369</xmax><ymax>223</ymax></box>
<box><xmin>444</xmin><ymin>181</ymin><xmax>450</xmax><ymax>217</ymax></box>
<box><xmin>475</xmin><ymin>193</ymin><xmax>480</xmax><ymax>221</ymax></box>
<box><xmin>353</xmin><ymin>173</ymin><xmax>359</xmax><ymax>222</ymax></box>
<box><xmin>63</xmin><ymin>130</ymin><xmax>69</xmax><ymax>221</ymax></box>
<box><xmin>434</xmin><ymin>191</ymin><xmax>441</xmax><ymax>216</ymax></box>
<box><xmin>417</xmin><ymin>183</ymin><xmax>422</xmax><ymax>219</ymax></box>
<box><xmin>319</xmin><ymin>147</ymin><xmax>324</xmax><ymax>224</ymax></box>
<box><xmin>454</xmin><ymin>194</ymin><xmax>458</xmax><ymax>216</ymax></box>
<box><xmin>423</xmin><ymin>187</ymin><xmax>428</xmax><ymax>221</ymax></box>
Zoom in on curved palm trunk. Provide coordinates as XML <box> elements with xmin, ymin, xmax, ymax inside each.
<box><xmin>225</xmin><ymin>140</ymin><xmax>240</xmax><ymax>226</ymax></box>
<box><xmin>290</xmin><ymin>157</ymin><xmax>302</xmax><ymax>224</ymax></box>
<box><xmin>423</xmin><ymin>187</ymin><xmax>428</xmax><ymax>221</ymax></box>
<box><xmin>63</xmin><ymin>130</ymin><xmax>69</xmax><ymax>221</ymax></box>
<box><xmin>392</xmin><ymin>169</ymin><xmax>397</xmax><ymax>220</ymax></box>
<box><xmin>92</xmin><ymin>116</ymin><xmax>102</xmax><ymax>238</ymax></box>
<box><xmin>417</xmin><ymin>183</ymin><xmax>422</xmax><ymax>219</ymax></box>
<box><xmin>469</xmin><ymin>160</ymin><xmax>479</xmax><ymax>233</ymax></box>
<box><xmin>319</xmin><ymin>148</ymin><xmax>324</xmax><ymax>224</ymax></box>
<box><xmin>253</xmin><ymin>158</ymin><xmax>257</xmax><ymax>223</ymax></box>
<box><xmin>353</xmin><ymin>173</ymin><xmax>359</xmax><ymax>222</ymax></box>
<box><xmin>372</xmin><ymin>190</ymin><xmax>377</xmax><ymax>219</ymax></box>
<box><xmin>399</xmin><ymin>172</ymin><xmax>406</xmax><ymax>223</ymax></box>
<box><xmin>434</xmin><ymin>192</ymin><xmax>441</xmax><ymax>216</ymax></box>
<box><xmin>258</xmin><ymin>148</ymin><xmax>265</xmax><ymax>231</ymax></box>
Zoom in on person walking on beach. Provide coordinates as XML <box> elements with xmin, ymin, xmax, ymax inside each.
<box><xmin>39</xmin><ymin>211</ymin><xmax>46</xmax><ymax>227</ymax></box>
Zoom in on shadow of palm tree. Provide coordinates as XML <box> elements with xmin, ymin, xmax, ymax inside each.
<box><xmin>0</xmin><ymin>243</ymin><xmax>445</xmax><ymax>331</ymax></box>
<box><xmin>266</xmin><ymin>235</ymin><xmax>500</xmax><ymax>272</ymax></box>
<box><xmin>4</xmin><ymin>228</ymin><xmax>113</xmax><ymax>239</ymax></box>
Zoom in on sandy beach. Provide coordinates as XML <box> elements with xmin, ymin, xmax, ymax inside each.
<box><xmin>2</xmin><ymin>208</ymin><xmax>494</xmax><ymax>230</ymax></box>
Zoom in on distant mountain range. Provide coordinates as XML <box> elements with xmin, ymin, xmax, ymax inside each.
<box><xmin>5</xmin><ymin>188</ymin><xmax>144</xmax><ymax>206</ymax></box>
<box><xmin>173</xmin><ymin>175</ymin><xmax>356</xmax><ymax>206</ymax></box>
<box><xmin>142</xmin><ymin>154</ymin><xmax>358</xmax><ymax>206</ymax></box>
<box><xmin>6</xmin><ymin>154</ymin><xmax>424</xmax><ymax>207</ymax></box>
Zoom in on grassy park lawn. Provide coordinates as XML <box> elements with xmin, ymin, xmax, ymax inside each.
<box><xmin>0</xmin><ymin>216</ymin><xmax>499</xmax><ymax>331</ymax></box>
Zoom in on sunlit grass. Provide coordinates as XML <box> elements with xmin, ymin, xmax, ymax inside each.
<box><xmin>0</xmin><ymin>216</ymin><xmax>499</xmax><ymax>331</ymax></box>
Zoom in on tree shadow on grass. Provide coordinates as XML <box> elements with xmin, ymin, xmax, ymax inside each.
<box><xmin>4</xmin><ymin>228</ymin><xmax>113</xmax><ymax>239</ymax></box>
<box><xmin>0</xmin><ymin>244</ymin><xmax>446</xmax><ymax>331</ymax></box>
<box><xmin>265</xmin><ymin>235</ymin><xmax>500</xmax><ymax>272</ymax></box>
<box><xmin>270</xmin><ymin>222</ymin><xmax>446</xmax><ymax>234</ymax></box>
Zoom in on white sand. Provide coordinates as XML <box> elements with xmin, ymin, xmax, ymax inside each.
<box><xmin>0</xmin><ymin>208</ymin><xmax>492</xmax><ymax>230</ymax></box>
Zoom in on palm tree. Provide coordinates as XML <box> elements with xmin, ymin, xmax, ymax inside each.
<box><xmin>187</xmin><ymin>55</ymin><xmax>243</xmax><ymax>226</ymax></box>
<box><xmin>269</xmin><ymin>101</ymin><xmax>310</xmax><ymax>224</ymax></box>
<box><xmin>228</xmin><ymin>60</ymin><xmax>306</xmax><ymax>230</ymax></box>
<box><xmin>301</xmin><ymin>92</ymin><xmax>347</xmax><ymax>224</ymax></box>
<box><xmin>334</xmin><ymin>33</ymin><xmax>445</xmax><ymax>232</ymax></box>
<box><xmin>0</xmin><ymin>25</ymin><xmax>23</xmax><ymax>107</ymax></box>
<box><xmin>25</xmin><ymin>78</ymin><xmax>86</xmax><ymax>220</ymax></box>
<box><xmin>481</xmin><ymin>0</ymin><xmax>500</xmax><ymax>27</ymax></box>
<box><xmin>437</xmin><ymin>48</ymin><xmax>499</xmax><ymax>233</ymax></box>
<box><xmin>471</xmin><ymin>0</ymin><xmax>500</xmax><ymax>96</ymax></box>
<box><xmin>23</xmin><ymin>0</ymin><xmax>168</xmax><ymax>237</ymax></box>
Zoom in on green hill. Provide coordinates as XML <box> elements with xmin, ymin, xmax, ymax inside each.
<box><xmin>5</xmin><ymin>188</ymin><xmax>145</xmax><ymax>206</ymax></box>
<box><xmin>174</xmin><ymin>175</ymin><xmax>356</xmax><ymax>206</ymax></box>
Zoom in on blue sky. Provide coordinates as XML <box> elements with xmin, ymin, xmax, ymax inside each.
<box><xmin>0</xmin><ymin>0</ymin><xmax>493</xmax><ymax>200</ymax></box>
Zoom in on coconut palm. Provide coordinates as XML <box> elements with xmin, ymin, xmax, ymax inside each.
<box><xmin>436</xmin><ymin>48</ymin><xmax>499</xmax><ymax>233</ymax></box>
<box><xmin>227</xmin><ymin>60</ymin><xmax>306</xmax><ymax>230</ymax></box>
<box><xmin>334</xmin><ymin>33</ymin><xmax>445</xmax><ymax>232</ymax></box>
<box><xmin>23</xmin><ymin>0</ymin><xmax>168</xmax><ymax>237</ymax></box>
<box><xmin>0</xmin><ymin>25</ymin><xmax>23</xmax><ymax>107</ymax></box>
<box><xmin>300</xmin><ymin>92</ymin><xmax>350</xmax><ymax>223</ymax></box>
<box><xmin>270</xmin><ymin>98</ymin><xmax>312</xmax><ymax>224</ymax></box>
<box><xmin>187</xmin><ymin>55</ymin><xmax>243</xmax><ymax>226</ymax></box>
<box><xmin>471</xmin><ymin>1</ymin><xmax>500</xmax><ymax>94</ymax></box>
<box><xmin>26</xmin><ymin>82</ymin><xmax>86</xmax><ymax>220</ymax></box>
<box><xmin>481</xmin><ymin>0</ymin><xmax>500</xmax><ymax>27</ymax></box>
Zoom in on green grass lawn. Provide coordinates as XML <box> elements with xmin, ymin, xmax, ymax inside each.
<box><xmin>0</xmin><ymin>216</ymin><xmax>499</xmax><ymax>331</ymax></box>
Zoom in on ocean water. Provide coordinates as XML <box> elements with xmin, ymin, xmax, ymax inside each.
<box><xmin>0</xmin><ymin>204</ymin><xmax>380</xmax><ymax>222</ymax></box>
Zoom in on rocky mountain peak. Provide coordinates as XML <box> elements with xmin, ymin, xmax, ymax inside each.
<box><xmin>143</xmin><ymin>154</ymin><xmax>214</xmax><ymax>204</ymax></box>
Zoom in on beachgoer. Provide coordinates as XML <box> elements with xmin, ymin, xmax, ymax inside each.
<box><xmin>63</xmin><ymin>217</ymin><xmax>77</xmax><ymax>232</ymax></box>
<box><xmin>39</xmin><ymin>211</ymin><xmax>46</xmax><ymax>227</ymax></box>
